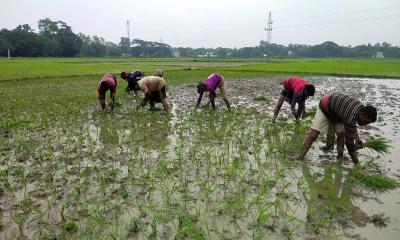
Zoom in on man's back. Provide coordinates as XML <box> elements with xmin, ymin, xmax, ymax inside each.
<box><xmin>328</xmin><ymin>94</ymin><xmax>363</xmax><ymax>125</ymax></box>
<box><xmin>284</xmin><ymin>77</ymin><xmax>308</xmax><ymax>93</ymax></box>
<box><xmin>138</xmin><ymin>76</ymin><xmax>166</xmax><ymax>92</ymax></box>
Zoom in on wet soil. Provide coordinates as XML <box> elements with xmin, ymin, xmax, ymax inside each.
<box><xmin>1</xmin><ymin>76</ymin><xmax>399</xmax><ymax>239</ymax></box>
<box><xmin>168</xmin><ymin>76</ymin><xmax>400</xmax><ymax>239</ymax></box>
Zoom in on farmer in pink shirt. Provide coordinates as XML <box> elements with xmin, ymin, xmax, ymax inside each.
<box><xmin>196</xmin><ymin>73</ymin><xmax>231</xmax><ymax>110</ymax></box>
<box><xmin>98</xmin><ymin>73</ymin><xmax>117</xmax><ymax>110</ymax></box>
<box><xmin>272</xmin><ymin>77</ymin><xmax>315</xmax><ymax>122</ymax></box>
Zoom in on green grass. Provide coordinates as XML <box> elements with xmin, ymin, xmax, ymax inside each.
<box><xmin>1</xmin><ymin>57</ymin><xmax>398</xmax><ymax>129</ymax></box>
<box><xmin>1</xmin><ymin>58</ymin><xmax>400</xmax><ymax>81</ymax></box>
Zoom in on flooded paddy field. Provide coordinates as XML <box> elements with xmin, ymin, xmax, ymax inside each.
<box><xmin>0</xmin><ymin>76</ymin><xmax>399</xmax><ymax>239</ymax></box>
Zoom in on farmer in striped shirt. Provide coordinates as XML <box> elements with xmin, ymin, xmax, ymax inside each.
<box><xmin>196</xmin><ymin>73</ymin><xmax>231</xmax><ymax>110</ymax></box>
<box><xmin>272</xmin><ymin>77</ymin><xmax>315</xmax><ymax>122</ymax></box>
<box><xmin>299</xmin><ymin>93</ymin><xmax>377</xmax><ymax>164</ymax></box>
<box><xmin>98</xmin><ymin>73</ymin><xmax>117</xmax><ymax>110</ymax></box>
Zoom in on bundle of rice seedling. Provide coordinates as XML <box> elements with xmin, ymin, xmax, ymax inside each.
<box><xmin>114</xmin><ymin>102</ymin><xmax>122</xmax><ymax>107</ymax></box>
<box><xmin>359</xmin><ymin>175</ymin><xmax>400</xmax><ymax>190</ymax></box>
<box><xmin>306</xmin><ymin>106</ymin><xmax>317</xmax><ymax>118</ymax></box>
<box><xmin>253</xmin><ymin>96</ymin><xmax>271</xmax><ymax>103</ymax></box>
<box><xmin>364</xmin><ymin>137</ymin><xmax>391</xmax><ymax>154</ymax></box>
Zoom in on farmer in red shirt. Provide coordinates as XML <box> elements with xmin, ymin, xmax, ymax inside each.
<box><xmin>272</xmin><ymin>77</ymin><xmax>315</xmax><ymax>122</ymax></box>
<box><xmin>98</xmin><ymin>73</ymin><xmax>117</xmax><ymax>110</ymax></box>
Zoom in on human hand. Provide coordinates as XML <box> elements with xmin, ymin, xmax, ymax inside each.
<box><xmin>355</xmin><ymin>139</ymin><xmax>364</xmax><ymax>150</ymax></box>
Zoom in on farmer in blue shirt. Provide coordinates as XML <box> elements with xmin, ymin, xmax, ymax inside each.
<box><xmin>121</xmin><ymin>70</ymin><xmax>145</xmax><ymax>96</ymax></box>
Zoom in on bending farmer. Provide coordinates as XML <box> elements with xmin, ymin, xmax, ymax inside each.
<box><xmin>98</xmin><ymin>73</ymin><xmax>117</xmax><ymax>110</ymax></box>
<box><xmin>153</xmin><ymin>69</ymin><xmax>164</xmax><ymax>78</ymax></box>
<box><xmin>121</xmin><ymin>70</ymin><xmax>144</xmax><ymax>95</ymax></box>
<box><xmin>196</xmin><ymin>73</ymin><xmax>231</xmax><ymax>110</ymax></box>
<box><xmin>131</xmin><ymin>76</ymin><xmax>170</xmax><ymax>112</ymax></box>
<box><xmin>273</xmin><ymin>77</ymin><xmax>315</xmax><ymax>122</ymax></box>
<box><xmin>299</xmin><ymin>93</ymin><xmax>377</xmax><ymax>165</ymax></box>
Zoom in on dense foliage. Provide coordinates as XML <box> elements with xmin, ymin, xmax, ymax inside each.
<box><xmin>1</xmin><ymin>18</ymin><xmax>400</xmax><ymax>58</ymax></box>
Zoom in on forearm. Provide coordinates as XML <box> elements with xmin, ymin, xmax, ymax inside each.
<box><xmin>291</xmin><ymin>102</ymin><xmax>297</xmax><ymax>117</ymax></box>
<box><xmin>141</xmin><ymin>95</ymin><xmax>150</xmax><ymax>106</ymax></box>
<box><xmin>196</xmin><ymin>99</ymin><xmax>201</xmax><ymax>108</ymax></box>
<box><xmin>349</xmin><ymin>151</ymin><xmax>359</xmax><ymax>165</ymax></box>
<box><xmin>297</xmin><ymin>103</ymin><xmax>305</xmax><ymax>116</ymax></box>
<box><xmin>196</xmin><ymin>94</ymin><xmax>203</xmax><ymax>108</ymax></box>
<box><xmin>355</xmin><ymin>128</ymin><xmax>361</xmax><ymax>142</ymax></box>
<box><xmin>100</xmin><ymin>99</ymin><xmax>106</xmax><ymax>110</ymax></box>
<box><xmin>345</xmin><ymin>124</ymin><xmax>357</xmax><ymax>153</ymax></box>
<box><xmin>211</xmin><ymin>98</ymin><xmax>216</xmax><ymax>109</ymax></box>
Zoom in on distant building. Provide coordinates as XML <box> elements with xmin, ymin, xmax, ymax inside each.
<box><xmin>172</xmin><ymin>49</ymin><xmax>180</xmax><ymax>58</ymax></box>
<box><xmin>373</xmin><ymin>52</ymin><xmax>384</xmax><ymax>59</ymax></box>
<box><xmin>376</xmin><ymin>52</ymin><xmax>384</xmax><ymax>59</ymax></box>
<box><xmin>197</xmin><ymin>52</ymin><xmax>217</xmax><ymax>58</ymax></box>
<box><xmin>288</xmin><ymin>50</ymin><xmax>293</xmax><ymax>56</ymax></box>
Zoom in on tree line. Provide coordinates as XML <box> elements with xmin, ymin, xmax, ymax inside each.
<box><xmin>1</xmin><ymin>18</ymin><xmax>400</xmax><ymax>58</ymax></box>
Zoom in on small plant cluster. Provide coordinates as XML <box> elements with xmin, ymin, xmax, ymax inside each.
<box><xmin>253</xmin><ymin>96</ymin><xmax>271</xmax><ymax>103</ymax></box>
<box><xmin>364</xmin><ymin>137</ymin><xmax>391</xmax><ymax>154</ymax></box>
<box><xmin>350</xmin><ymin>161</ymin><xmax>400</xmax><ymax>191</ymax></box>
<box><xmin>359</xmin><ymin>175</ymin><xmax>400</xmax><ymax>190</ymax></box>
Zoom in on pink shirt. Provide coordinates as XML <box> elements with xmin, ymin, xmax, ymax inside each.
<box><xmin>283</xmin><ymin>77</ymin><xmax>308</xmax><ymax>93</ymax></box>
<box><xmin>204</xmin><ymin>73</ymin><xmax>222</xmax><ymax>96</ymax></box>
<box><xmin>98</xmin><ymin>74</ymin><xmax>117</xmax><ymax>98</ymax></box>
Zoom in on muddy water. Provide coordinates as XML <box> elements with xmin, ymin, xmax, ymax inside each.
<box><xmin>169</xmin><ymin>76</ymin><xmax>400</xmax><ymax>239</ymax></box>
<box><xmin>1</xmin><ymin>76</ymin><xmax>399</xmax><ymax>239</ymax></box>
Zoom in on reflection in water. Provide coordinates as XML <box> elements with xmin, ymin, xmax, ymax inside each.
<box><xmin>302</xmin><ymin>162</ymin><xmax>370</xmax><ymax>232</ymax></box>
<box><xmin>99</xmin><ymin>118</ymin><xmax>119</xmax><ymax>148</ymax></box>
<box><xmin>134</xmin><ymin>112</ymin><xmax>172</xmax><ymax>151</ymax></box>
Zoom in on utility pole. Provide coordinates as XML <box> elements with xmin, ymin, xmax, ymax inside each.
<box><xmin>160</xmin><ymin>36</ymin><xmax>163</xmax><ymax>58</ymax></box>
<box><xmin>127</xmin><ymin>20</ymin><xmax>131</xmax><ymax>56</ymax></box>
<box><xmin>8</xmin><ymin>49</ymin><xmax>10</xmax><ymax>60</ymax></box>
<box><xmin>265</xmin><ymin>12</ymin><xmax>273</xmax><ymax>62</ymax></box>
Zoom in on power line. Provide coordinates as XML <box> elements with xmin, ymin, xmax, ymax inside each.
<box><xmin>274</xmin><ymin>14</ymin><xmax>400</xmax><ymax>29</ymax></box>
<box><xmin>170</xmin><ymin>13</ymin><xmax>400</xmax><ymax>47</ymax></box>
<box><xmin>164</xmin><ymin>8</ymin><xmax>400</xmax><ymax>47</ymax></box>
<box><xmin>166</xmin><ymin>6</ymin><xmax>400</xmax><ymax>42</ymax></box>
<box><xmin>276</xmin><ymin>6</ymin><xmax>400</xmax><ymax>23</ymax></box>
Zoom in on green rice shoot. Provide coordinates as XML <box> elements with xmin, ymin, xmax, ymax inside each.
<box><xmin>306</xmin><ymin>106</ymin><xmax>317</xmax><ymax>118</ymax></box>
<box><xmin>364</xmin><ymin>137</ymin><xmax>391</xmax><ymax>154</ymax></box>
<box><xmin>253</xmin><ymin>95</ymin><xmax>271</xmax><ymax>103</ymax></box>
<box><xmin>359</xmin><ymin>175</ymin><xmax>400</xmax><ymax>190</ymax></box>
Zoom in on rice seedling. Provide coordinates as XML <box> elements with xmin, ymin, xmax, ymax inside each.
<box><xmin>306</xmin><ymin>106</ymin><xmax>317</xmax><ymax>118</ymax></box>
<box><xmin>253</xmin><ymin>95</ymin><xmax>271</xmax><ymax>103</ymax></box>
<box><xmin>64</xmin><ymin>220</ymin><xmax>78</xmax><ymax>232</ymax></box>
<box><xmin>1</xmin><ymin>58</ymin><xmax>400</xmax><ymax>239</ymax></box>
<box><xmin>359</xmin><ymin>175</ymin><xmax>400</xmax><ymax>190</ymax></box>
<box><xmin>351</xmin><ymin>165</ymin><xmax>400</xmax><ymax>190</ymax></box>
<box><xmin>364</xmin><ymin>137</ymin><xmax>391</xmax><ymax>154</ymax></box>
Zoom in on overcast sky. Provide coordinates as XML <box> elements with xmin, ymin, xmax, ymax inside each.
<box><xmin>1</xmin><ymin>0</ymin><xmax>399</xmax><ymax>48</ymax></box>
